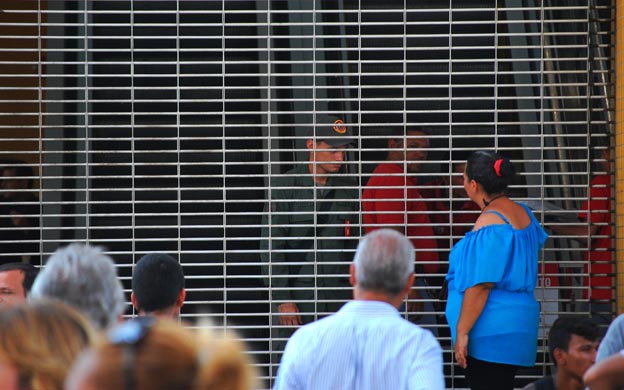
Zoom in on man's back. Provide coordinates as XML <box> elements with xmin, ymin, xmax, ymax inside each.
<box><xmin>273</xmin><ymin>300</ymin><xmax>444</xmax><ymax>390</ymax></box>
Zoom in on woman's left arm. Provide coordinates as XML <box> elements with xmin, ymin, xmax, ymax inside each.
<box><xmin>454</xmin><ymin>282</ymin><xmax>494</xmax><ymax>369</ymax></box>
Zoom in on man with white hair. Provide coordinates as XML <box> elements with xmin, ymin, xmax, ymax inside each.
<box><xmin>30</xmin><ymin>243</ymin><xmax>126</xmax><ymax>330</ymax></box>
<box><xmin>273</xmin><ymin>228</ymin><xmax>444</xmax><ymax>390</ymax></box>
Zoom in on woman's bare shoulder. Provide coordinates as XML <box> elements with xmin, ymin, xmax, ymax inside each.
<box><xmin>472</xmin><ymin>211</ymin><xmax>502</xmax><ymax>231</ymax></box>
<box><xmin>481</xmin><ymin>201</ymin><xmax>530</xmax><ymax>229</ymax></box>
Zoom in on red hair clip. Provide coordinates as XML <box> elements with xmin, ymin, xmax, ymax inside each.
<box><xmin>494</xmin><ymin>159</ymin><xmax>503</xmax><ymax>176</ymax></box>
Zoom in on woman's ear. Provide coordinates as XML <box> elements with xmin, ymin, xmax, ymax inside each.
<box><xmin>469</xmin><ymin>179</ymin><xmax>479</xmax><ymax>192</ymax></box>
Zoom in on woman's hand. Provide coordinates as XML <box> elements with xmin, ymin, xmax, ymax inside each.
<box><xmin>454</xmin><ymin>282</ymin><xmax>493</xmax><ymax>369</ymax></box>
<box><xmin>454</xmin><ymin>333</ymin><xmax>469</xmax><ymax>369</ymax></box>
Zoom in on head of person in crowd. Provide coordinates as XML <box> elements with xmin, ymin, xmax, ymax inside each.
<box><xmin>30</xmin><ymin>243</ymin><xmax>126</xmax><ymax>331</ymax></box>
<box><xmin>464</xmin><ymin>150</ymin><xmax>516</xmax><ymax>207</ymax></box>
<box><xmin>0</xmin><ymin>299</ymin><xmax>95</xmax><ymax>390</ymax></box>
<box><xmin>1</xmin><ymin>160</ymin><xmax>35</xmax><ymax>202</ymax></box>
<box><xmin>465</xmin><ymin>150</ymin><xmax>515</xmax><ymax>194</ymax></box>
<box><xmin>0</xmin><ymin>262</ymin><xmax>38</xmax><ymax>305</ymax></box>
<box><xmin>351</xmin><ymin>228</ymin><xmax>415</xmax><ymax>308</ymax></box>
<box><xmin>306</xmin><ymin>114</ymin><xmax>353</xmax><ymax>180</ymax></box>
<box><xmin>65</xmin><ymin>317</ymin><xmax>257</xmax><ymax>390</ymax></box>
<box><xmin>548</xmin><ymin>315</ymin><xmax>601</xmax><ymax>388</ymax></box>
<box><xmin>386</xmin><ymin>127</ymin><xmax>429</xmax><ymax>173</ymax></box>
<box><xmin>131</xmin><ymin>253</ymin><xmax>186</xmax><ymax>319</ymax></box>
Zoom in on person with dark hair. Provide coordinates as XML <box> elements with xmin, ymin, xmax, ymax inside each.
<box><xmin>0</xmin><ymin>262</ymin><xmax>38</xmax><ymax>305</ymax></box>
<box><xmin>445</xmin><ymin>150</ymin><xmax>548</xmax><ymax>390</ymax></box>
<box><xmin>273</xmin><ymin>229</ymin><xmax>444</xmax><ymax>390</ymax></box>
<box><xmin>1</xmin><ymin>160</ymin><xmax>36</xmax><ymax>201</ymax></box>
<box><xmin>362</xmin><ymin>128</ymin><xmax>438</xmax><ymax>271</ymax></box>
<box><xmin>362</xmin><ymin>128</ymin><xmax>440</xmax><ymax>333</ymax></box>
<box><xmin>260</xmin><ymin>114</ymin><xmax>360</xmax><ymax>364</ymax></box>
<box><xmin>548</xmin><ymin>147</ymin><xmax>613</xmax><ymax>326</ymax></box>
<box><xmin>0</xmin><ymin>159</ymin><xmax>40</xmax><ymax>264</ymax></box>
<box><xmin>522</xmin><ymin>316</ymin><xmax>600</xmax><ymax>390</ymax></box>
<box><xmin>131</xmin><ymin>253</ymin><xmax>186</xmax><ymax>319</ymax></box>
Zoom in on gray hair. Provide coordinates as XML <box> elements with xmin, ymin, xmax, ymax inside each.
<box><xmin>30</xmin><ymin>243</ymin><xmax>126</xmax><ymax>330</ymax></box>
<box><xmin>353</xmin><ymin>229</ymin><xmax>414</xmax><ymax>296</ymax></box>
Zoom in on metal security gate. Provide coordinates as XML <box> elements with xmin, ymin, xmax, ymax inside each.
<box><xmin>0</xmin><ymin>1</ymin><xmax>614</xmax><ymax>388</ymax></box>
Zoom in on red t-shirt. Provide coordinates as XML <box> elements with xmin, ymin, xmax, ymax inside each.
<box><xmin>362</xmin><ymin>163</ymin><xmax>439</xmax><ymax>274</ymax></box>
<box><xmin>578</xmin><ymin>174</ymin><xmax>613</xmax><ymax>300</ymax></box>
<box><xmin>419</xmin><ymin>180</ymin><xmax>479</xmax><ymax>269</ymax></box>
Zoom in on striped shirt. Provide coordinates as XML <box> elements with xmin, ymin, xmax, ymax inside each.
<box><xmin>273</xmin><ymin>300</ymin><xmax>444</xmax><ymax>390</ymax></box>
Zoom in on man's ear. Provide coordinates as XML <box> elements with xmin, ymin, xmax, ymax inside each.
<box><xmin>401</xmin><ymin>273</ymin><xmax>415</xmax><ymax>296</ymax></box>
<box><xmin>553</xmin><ymin>347</ymin><xmax>566</xmax><ymax>367</ymax></box>
<box><xmin>349</xmin><ymin>263</ymin><xmax>356</xmax><ymax>287</ymax></box>
<box><xmin>306</xmin><ymin>139</ymin><xmax>315</xmax><ymax>150</ymax></box>
<box><xmin>176</xmin><ymin>288</ymin><xmax>186</xmax><ymax>308</ymax></box>
<box><xmin>131</xmin><ymin>292</ymin><xmax>138</xmax><ymax>310</ymax></box>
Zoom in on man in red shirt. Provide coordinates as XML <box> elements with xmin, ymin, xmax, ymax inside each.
<box><xmin>549</xmin><ymin>149</ymin><xmax>613</xmax><ymax>325</ymax></box>
<box><xmin>362</xmin><ymin>128</ymin><xmax>440</xmax><ymax>333</ymax></box>
<box><xmin>421</xmin><ymin>160</ymin><xmax>481</xmax><ymax>258</ymax></box>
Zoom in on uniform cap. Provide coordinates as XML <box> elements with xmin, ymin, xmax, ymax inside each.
<box><xmin>313</xmin><ymin>114</ymin><xmax>354</xmax><ymax>147</ymax></box>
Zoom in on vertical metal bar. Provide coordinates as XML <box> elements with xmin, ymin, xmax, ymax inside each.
<box><xmin>221</xmin><ymin>0</ymin><xmax>227</xmax><ymax>331</ymax></box>
<box><xmin>312</xmin><ymin>1</ymin><xmax>318</xmax><ymax>322</ymax></box>
<box><xmin>83</xmin><ymin>0</ymin><xmax>90</xmax><ymax>243</ymax></box>
<box><xmin>176</xmin><ymin>0</ymin><xmax>181</xmax><ymax>271</ymax></box>
<box><xmin>614</xmin><ymin>0</ymin><xmax>624</xmax><ymax>314</ymax></box>
<box><xmin>37</xmin><ymin>0</ymin><xmax>43</xmax><ymax>264</ymax></box>
<box><xmin>130</xmin><ymin>0</ymin><xmax>136</xmax><ymax>316</ymax></box>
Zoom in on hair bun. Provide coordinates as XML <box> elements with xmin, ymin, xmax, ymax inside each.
<box><xmin>497</xmin><ymin>158</ymin><xmax>515</xmax><ymax>178</ymax></box>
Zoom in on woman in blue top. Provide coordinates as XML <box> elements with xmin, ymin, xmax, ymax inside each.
<box><xmin>445</xmin><ymin>151</ymin><xmax>548</xmax><ymax>390</ymax></box>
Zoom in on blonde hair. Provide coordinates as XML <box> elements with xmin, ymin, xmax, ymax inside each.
<box><xmin>74</xmin><ymin>318</ymin><xmax>257</xmax><ymax>390</ymax></box>
<box><xmin>0</xmin><ymin>299</ymin><xmax>95</xmax><ymax>390</ymax></box>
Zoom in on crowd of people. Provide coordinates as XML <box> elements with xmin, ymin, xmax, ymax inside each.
<box><xmin>0</xmin><ymin>231</ymin><xmax>618</xmax><ymax>389</ymax></box>
<box><xmin>0</xmin><ymin>122</ymin><xmax>619</xmax><ymax>389</ymax></box>
<box><xmin>0</xmin><ymin>245</ymin><xmax>257</xmax><ymax>390</ymax></box>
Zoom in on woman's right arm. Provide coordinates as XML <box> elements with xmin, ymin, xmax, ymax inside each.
<box><xmin>454</xmin><ymin>282</ymin><xmax>494</xmax><ymax>369</ymax></box>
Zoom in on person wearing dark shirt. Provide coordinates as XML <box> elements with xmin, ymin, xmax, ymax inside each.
<box><xmin>260</xmin><ymin>114</ymin><xmax>360</xmax><ymax>364</ymax></box>
<box><xmin>0</xmin><ymin>160</ymin><xmax>40</xmax><ymax>264</ymax></box>
<box><xmin>522</xmin><ymin>316</ymin><xmax>600</xmax><ymax>390</ymax></box>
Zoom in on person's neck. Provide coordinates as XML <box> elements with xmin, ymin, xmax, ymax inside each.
<box><xmin>480</xmin><ymin>192</ymin><xmax>506</xmax><ymax>210</ymax></box>
<box><xmin>309</xmin><ymin>163</ymin><xmax>328</xmax><ymax>185</ymax></box>
<box><xmin>140</xmin><ymin>306</ymin><xmax>179</xmax><ymax>320</ymax></box>
<box><xmin>556</xmin><ymin>371</ymin><xmax>584</xmax><ymax>390</ymax></box>
<box><xmin>354</xmin><ymin>289</ymin><xmax>402</xmax><ymax>309</ymax></box>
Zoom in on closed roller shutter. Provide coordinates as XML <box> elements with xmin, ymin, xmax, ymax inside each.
<box><xmin>0</xmin><ymin>0</ymin><xmax>614</xmax><ymax>387</ymax></box>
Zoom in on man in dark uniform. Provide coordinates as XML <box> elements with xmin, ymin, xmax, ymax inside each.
<box><xmin>261</xmin><ymin>114</ymin><xmax>360</xmax><ymax>365</ymax></box>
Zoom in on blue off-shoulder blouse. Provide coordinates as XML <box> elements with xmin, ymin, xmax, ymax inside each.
<box><xmin>445</xmin><ymin>203</ymin><xmax>548</xmax><ymax>367</ymax></box>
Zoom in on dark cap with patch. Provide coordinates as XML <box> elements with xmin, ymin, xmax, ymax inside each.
<box><xmin>313</xmin><ymin>114</ymin><xmax>354</xmax><ymax>147</ymax></box>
